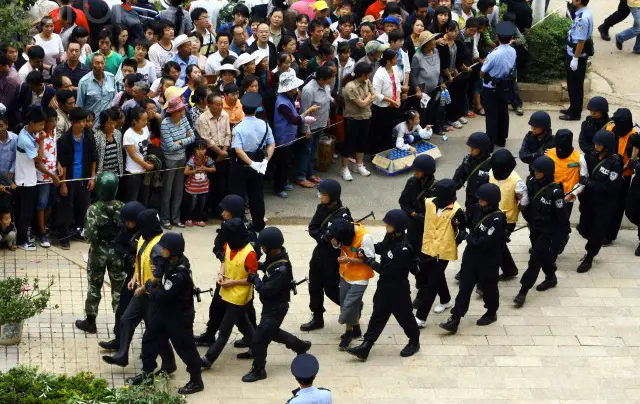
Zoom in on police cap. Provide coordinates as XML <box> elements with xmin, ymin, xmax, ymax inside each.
<box><xmin>382</xmin><ymin>209</ymin><xmax>410</xmax><ymax>233</ymax></box>
<box><xmin>495</xmin><ymin>21</ymin><xmax>516</xmax><ymax>38</ymax></box>
<box><xmin>466</xmin><ymin>132</ymin><xmax>491</xmax><ymax>154</ymax></box>
<box><xmin>531</xmin><ymin>155</ymin><xmax>555</xmax><ymax>179</ymax></box>
<box><xmin>317</xmin><ymin>179</ymin><xmax>342</xmax><ymax>201</ymax></box>
<box><xmin>528</xmin><ymin>111</ymin><xmax>551</xmax><ymax>130</ymax></box>
<box><xmin>95</xmin><ymin>171</ymin><xmax>119</xmax><ymax>201</ymax></box>
<box><xmin>412</xmin><ymin>154</ymin><xmax>436</xmax><ymax>175</ymax></box>
<box><xmin>240</xmin><ymin>92</ymin><xmax>262</xmax><ymax>108</ymax></box>
<box><xmin>291</xmin><ymin>353</ymin><xmax>320</xmax><ymax>379</ymax></box>
<box><xmin>158</xmin><ymin>232</ymin><xmax>185</xmax><ymax>256</ymax></box>
<box><xmin>258</xmin><ymin>227</ymin><xmax>285</xmax><ymax>249</ymax></box>
<box><xmin>220</xmin><ymin>194</ymin><xmax>246</xmax><ymax>218</ymax></box>
<box><xmin>476</xmin><ymin>183</ymin><xmax>501</xmax><ymax>206</ymax></box>
<box><xmin>434</xmin><ymin>178</ymin><xmax>457</xmax><ymax>205</ymax></box>
<box><xmin>120</xmin><ymin>201</ymin><xmax>145</xmax><ymax>222</ymax></box>
<box><xmin>587</xmin><ymin>96</ymin><xmax>609</xmax><ymax>114</ymax></box>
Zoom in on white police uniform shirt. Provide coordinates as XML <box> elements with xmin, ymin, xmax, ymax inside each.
<box><xmin>287</xmin><ymin>386</ymin><xmax>332</xmax><ymax>403</ymax></box>
<box><xmin>480</xmin><ymin>44</ymin><xmax>516</xmax><ymax>89</ymax></box>
<box><xmin>567</xmin><ymin>7</ymin><xmax>593</xmax><ymax>58</ymax></box>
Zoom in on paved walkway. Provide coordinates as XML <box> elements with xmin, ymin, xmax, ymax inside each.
<box><xmin>2</xmin><ymin>223</ymin><xmax>640</xmax><ymax>403</ymax></box>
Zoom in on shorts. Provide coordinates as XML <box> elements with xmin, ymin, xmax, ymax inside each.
<box><xmin>341</xmin><ymin>118</ymin><xmax>370</xmax><ymax>157</ymax></box>
<box><xmin>36</xmin><ymin>183</ymin><xmax>56</xmax><ymax>210</ymax></box>
<box><xmin>338</xmin><ymin>277</ymin><xmax>367</xmax><ymax>325</ymax></box>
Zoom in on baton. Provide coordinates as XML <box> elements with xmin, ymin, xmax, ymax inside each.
<box><xmin>355</xmin><ymin>211</ymin><xmax>376</xmax><ymax>223</ymax></box>
<box><xmin>291</xmin><ymin>277</ymin><xmax>309</xmax><ymax>296</ymax></box>
<box><xmin>193</xmin><ymin>287</ymin><xmax>214</xmax><ymax>302</ymax></box>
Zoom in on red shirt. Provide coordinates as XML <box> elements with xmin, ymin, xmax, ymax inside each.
<box><xmin>365</xmin><ymin>1</ymin><xmax>385</xmax><ymax>18</ymax></box>
<box><xmin>50</xmin><ymin>7</ymin><xmax>90</xmax><ymax>34</ymax></box>
<box><xmin>225</xmin><ymin>244</ymin><xmax>258</xmax><ymax>274</ymax></box>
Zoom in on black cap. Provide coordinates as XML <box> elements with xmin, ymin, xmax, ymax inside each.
<box><xmin>476</xmin><ymin>183</ymin><xmax>501</xmax><ymax>206</ymax></box>
<box><xmin>531</xmin><ymin>155</ymin><xmax>555</xmax><ymax>179</ymax></box>
<box><xmin>158</xmin><ymin>232</ymin><xmax>185</xmax><ymax>256</ymax></box>
<box><xmin>495</xmin><ymin>21</ymin><xmax>516</xmax><ymax>38</ymax></box>
<box><xmin>317</xmin><ymin>179</ymin><xmax>341</xmax><ymax>201</ymax></box>
<box><xmin>587</xmin><ymin>96</ymin><xmax>609</xmax><ymax>113</ymax></box>
<box><xmin>291</xmin><ymin>353</ymin><xmax>319</xmax><ymax>379</ymax></box>
<box><xmin>593</xmin><ymin>129</ymin><xmax>617</xmax><ymax>155</ymax></box>
<box><xmin>382</xmin><ymin>209</ymin><xmax>410</xmax><ymax>233</ymax></box>
<box><xmin>241</xmin><ymin>92</ymin><xmax>262</xmax><ymax>108</ymax></box>
<box><xmin>466</xmin><ymin>132</ymin><xmax>491</xmax><ymax>154</ymax></box>
<box><xmin>258</xmin><ymin>227</ymin><xmax>285</xmax><ymax>249</ymax></box>
<box><xmin>220</xmin><ymin>194</ymin><xmax>246</xmax><ymax>218</ymax></box>
<box><xmin>412</xmin><ymin>155</ymin><xmax>436</xmax><ymax>175</ymax></box>
<box><xmin>528</xmin><ymin>111</ymin><xmax>551</xmax><ymax>130</ymax></box>
<box><xmin>120</xmin><ymin>201</ymin><xmax>145</xmax><ymax>222</ymax></box>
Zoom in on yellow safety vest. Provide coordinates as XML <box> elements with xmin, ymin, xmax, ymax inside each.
<box><xmin>135</xmin><ymin>234</ymin><xmax>162</xmax><ymax>290</ymax></box>
<box><xmin>421</xmin><ymin>198</ymin><xmax>461</xmax><ymax>261</ymax></box>
<box><xmin>220</xmin><ymin>244</ymin><xmax>254</xmax><ymax>305</ymax></box>
<box><xmin>546</xmin><ymin>148</ymin><xmax>581</xmax><ymax>194</ymax></box>
<box><xmin>490</xmin><ymin>170</ymin><xmax>521</xmax><ymax>224</ymax></box>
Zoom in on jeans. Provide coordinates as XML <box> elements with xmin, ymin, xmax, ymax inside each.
<box><xmin>616</xmin><ymin>7</ymin><xmax>640</xmax><ymax>52</ymax></box>
<box><xmin>295</xmin><ymin>131</ymin><xmax>322</xmax><ymax>181</ymax></box>
<box><xmin>160</xmin><ymin>157</ymin><xmax>186</xmax><ymax>224</ymax></box>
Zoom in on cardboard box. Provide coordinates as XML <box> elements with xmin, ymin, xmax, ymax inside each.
<box><xmin>372</xmin><ymin>141</ymin><xmax>442</xmax><ymax>176</ymax></box>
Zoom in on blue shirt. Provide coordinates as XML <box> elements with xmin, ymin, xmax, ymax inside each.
<box><xmin>77</xmin><ymin>71</ymin><xmax>117</xmax><ymax>123</ymax></box>
<box><xmin>218</xmin><ymin>23</ymin><xmax>252</xmax><ymax>37</ymax></box>
<box><xmin>481</xmin><ymin>44</ymin><xmax>516</xmax><ymax>88</ymax></box>
<box><xmin>288</xmin><ymin>386</ymin><xmax>332</xmax><ymax>404</ymax></box>
<box><xmin>231</xmin><ymin>116</ymin><xmax>274</xmax><ymax>153</ymax></box>
<box><xmin>160</xmin><ymin>116</ymin><xmax>195</xmax><ymax>160</ymax></box>
<box><xmin>230</xmin><ymin>41</ymin><xmax>247</xmax><ymax>55</ymax></box>
<box><xmin>72</xmin><ymin>134</ymin><xmax>84</xmax><ymax>180</ymax></box>
<box><xmin>567</xmin><ymin>7</ymin><xmax>593</xmax><ymax>57</ymax></box>
<box><xmin>0</xmin><ymin>131</ymin><xmax>18</xmax><ymax>173</ymax></box>
<box><xmin>171</xmin><ymin>54</ymin><xmax>200</xmax><ymax>83</ymax></box>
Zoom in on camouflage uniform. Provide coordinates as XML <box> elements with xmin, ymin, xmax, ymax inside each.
<box><xmin>84</xmin><ymin>200</ymin><xmax>126</xmax><ymax>318</ymax></box>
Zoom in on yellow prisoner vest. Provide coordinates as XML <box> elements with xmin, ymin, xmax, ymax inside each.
<box><xmin>546</xmin><ymin>148</ymin><xmax>581</xmax><ymax>194</ymax></box>
<box><xmin>135</xmin><ymin>234</ymin><xmax>162</xmax><ymax>290</ymax></box>
<box><xmin>421</xmin><ymin>198</ymin><xmax>462</xmax><ymax>261</ymax></box>
<box><xmin>489</xmin><ymin>170</ymin><xmax>521</xmax><ymax>224</ymax></box>
<box><xmin>220</xmin><ymin>244</ymin><xmax>254</xmax><ymax>305</ymax></box>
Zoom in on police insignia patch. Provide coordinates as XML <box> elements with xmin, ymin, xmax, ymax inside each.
<box><xmin>387</xmin><ymin>251</ymin><xmax>394</xmax><ymax>259</ymax></box>
<box><xmin>555</xmin><ymin>200</ymin><xmax>564</xmax><ymax>208</ymax></box>
<box><xmin>610</xmin><ymin>172</ymin><xmax>619</xmax><ymax>181</ymax></box>
<box><xmin>488</xmin><ymin>227</ymin><xmax>495</xmax><ymax>235</ymax></box>
<box><xmin>164</xmin><ymin>280</ymin><xmax>173</xmax><ymax>290</ymax></box>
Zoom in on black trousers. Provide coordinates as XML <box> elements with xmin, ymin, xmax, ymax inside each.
<box><xmin>308</xmin><ymin>244</ymin><xmax>341</xmax><ymax>315</ymax></box>
<box><xmin>565</xmin><ymin>55</ymin><xmax>588</xmax><ymax>117</ymax></box>
<box><xmin>142</xmin><ymin>307</ymin><xmax>201</xmax><ymax>381</ymax></box>
<box><xmin>208</xmin><ymin>155</ymin><xmax>229</xmax><ymax>216</ymax></box>
<box><xmin>204</xmin><ymin>302</ymin><xmax>255</xmax><ymax>363</ymax></box>
<box><xmin>415</xmin><ymin>258</ymin><xmax>450</xmax><ymax>321</ymax></box>
<box><xmin>364</xmin><ymin>283</ymin><xmax>420</xmax><ymax>343</ymax></box>
<box><xmin>451</xmin><ymin>260</ymin><xmax>499</xmax><ymax>318</ymax></box>
<box><xmin>121</xmin><ymin>173</ymin><xmax>147</xmax><ymax>204</ymax></box>
<box><xmin>520</xmin><ymin>231</ymin><xmax>560</xmax><ymax>291</ymax></box>
<box><xmin>369</xmin><ymin>105</ymin><xmax>398</xmax><ymax>154</ymax></box>
<box><xmin>16</xmin><ymin>185</ymin><xmax>37</xmax><ymax>245</ymax></box>
<box><xmin>57</xmin><ymin>181</ymin><xmax>90</xmax><ymax>241</ymax></box>
<box><xmin>447</xmin><ymin>75</ymin><xmax>469</xmax><ymax>123</ymax></box>
<box><xmin>252</xmin><ymin>302</ymin><xmax>306</xmax><ymax>369</ymax></box>
<box><xmin>271</xmin><ymin>144</ymin><xmax>293</xmax><ymax>193</ymax></box>
<box><xmin>203</xmin><ymin>283</ymin><xmax>257</xmax><ymax>337</ymax></box>
<box><xmin>482</xmin><ymin>87</ymin><xmax>509</xmax><ymax>147</ymax></box>
<box><xmin>113</xmin><ymin>275</ymin><xmax>133</xmax><ymax>341</ymax></box>
<box><xmin>229</xmin><ymin>160</ymin><xmax>265</xmax><ymax>231</ymax></box>
<box><xmin>418</xmin><ymin>88</ymin><xmax>445</xmax><ymax>134</ymax></box>
<box><xmin>625</xmin><ymin>176</ymin><xmax>640</xmax><ymax>241</ymax></box>
<box><xmin>602</xmin><ymin>0</ymin><xmax>630</xmax><ymax>29</ymax></box>
<box><xmin>606</xmin><ymin>176</ymin><xmax>632</xmax><ymax>242</ymax></box>
<box><xmin>501</xmin><ymin>223</ymin><xmax>519</xmax><ymax>277</ymax></box>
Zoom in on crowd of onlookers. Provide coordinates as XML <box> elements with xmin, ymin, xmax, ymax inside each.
<box><xmin>0</xmin><ymin>0</ymin><xmax>537</xmax><ymax>251</ymax></box>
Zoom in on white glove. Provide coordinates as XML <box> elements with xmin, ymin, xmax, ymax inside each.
<box><xmin>304</xmin><ymin>116</ymin><xmax>317</xmax><ymax>123</ymax></box>
<box><xmin>250</xmin><ymin>161</ymin><xmax>261</xmax><ymax>172</ymax></box>
<box><xmin>570</xmin><ymin>57</ymin><xmax>579</xmax><ymax>72</ymax></box>
<box><xmin>258</xmin><ymin>159</ymin><xmax>269</xmax><ymax>175</ymax></box>
<box><xmin>420</xmin><ymin>93</ymin><xmax>431</xmax><ymax>109</ymax></box>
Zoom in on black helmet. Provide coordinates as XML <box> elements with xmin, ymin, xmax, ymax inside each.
<box><xmin>317</xmin><ymin>179</ymin><xmax>341</xmax><ymax>201</ymax></box>
<box><xmin>593</xmin><ymin>129</ymin><xmax>617</xmax><ymax>156</ymax></box>
<box><xmin>412</xmin><ymin>155</ymin><xmax>436</xmax><ymax>175</ymax></box>
<box><xmin>382</xmin><ymin>209</ymin><xmax>410</xmax><ymax>233</ymax></box>
<box><xmin>490</xmin><ymin>149</ymin><xmax>516</xmax><ymax>181</ymax></box>
<box><xmin>258</xmin><ymin>227</ymin><xmax>285</xmax><ymax>249</ymax></box>
<box><xmin>120</xmin><ymin>201</ymin><xmax>145</xmax><ymax>222</ymax></box>
<box><xmin>434</xmin><ymin>179</ymin><xmax>457</xmax><ymax>206</ymax></box>
<box><xmin>466</xmin><ymin>132</ymin><xmax>491</xmax><ymax>154</ymax></box>
<box><xmin>531</xmin><ymin>155</ymin><xmax>555</xmax><ymax>179</ymax></box>
<box><xmin>587</xmin><ymin>96</ymin><xmax>609</xmax><ymax>114</ymax></box>
<box><xmin>555</xmin><ymin>129</ymin><xmax>574</xmax><ymax>158</ymax></box>
<box><xmin>220</xmin><ymin>194</ymin><xmax>245</xmax><ymax>218</ymax></box>
<box><xmin>158</xmin><ymin>232</ymin><xmax>185</xmax><ymax>256</ymax></box>
<box><xmin>528</xmin><ymin>111</ymin><xmax>551</xmax><ymax>130</ymax></box>
<box><xmin>326</xmin><ymin>218</ymin><xmax>355</xmax><ymax>246</ymax></box>
<box><xmin>95</xmin><ymin>171</ymin><xmax>119</xmax><ymax>201</ymax></box>
<box><xmin>476</xmin><ymin>183</ymin><xmax>501</xmax><ymax>206</ymax></box>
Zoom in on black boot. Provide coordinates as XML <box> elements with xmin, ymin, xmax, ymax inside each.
<box><xmin>454</xmin><ymin>271</ymin><xmax>461</xmax><ymax>281</ymax></box>
<box><xmin>75</xmin><ymin>316</ymin><xmax>97</xmax><ymax>333</ymax></box>
<box><xmin>400</xmin><ymin>340</ymin><xmax>420</xmax><ymax>357</ymax></box>
<box><xmin>351</xmin><ymin>325</ymin><xmax>362</xmax><ymax>338</ymax></box>
<box><xmin>476</xmin><ymin>312</ymin><xmax>497</xmax><ymax>326</ymax></box>
<box><xmin>636</xmin><ymin>243</ymin><xmax>640</xmax><ymax>257</ymax></box>
<box><xmin>126</xmin><ymin>372</ymin><xmax>153</xmax><ymax>386</ymax></box>
<box><xmin>194</xmin><ymin>333</ymin><xmax>216</xmax><ymax>347</ymax></box>
<box><xmin>98</xmin><ymin>339</ymin><xmax>119</xmax><ymax>351</ymax></box>
<box><xmin>339</xmin><ymin>331</ymin><xmax>354</xmax><ymax>350</ymax></box>
<box><xmin>241</xmin><ymin>367</ymin><xmax>267</xmax><ymax>383</ymax></box>
<box><xmin>300</xmin><ymin>314</ymin><xmax>324</xmax><ymax>331</ymax></box>
<box><xmin>294</xmin><ymin>340</ymin><xmax>312</xmax><ymax>355</ymax></box>
<box><xmin>178</xmin><ymin>379</ymin><xmax>204</xmax><ymax>394</ymax></box>
<box><xmin>237</xmin><ymin>349</ymin><xmax>254</xmax><ymax>360</ymax></box>
<box><xmin>513</xmin><ymin>289</ymin><xmax>527</xmax><ymax>307</ymax></box>
<box><xmin>234</xmin><ymin>336</ymin><xmax>249</xmax><ymax>348</ymax></box>
<box><xmin>439</xmin><ymin>315</ymin><xmax>460</xmax><ymax>334</ymax></box>
<box><xmin>346</xmin><ymin>340</ymin><xmax>374</xmax><ymax>361</ymax></box>
<box><xmin>598</xmin><ymin>24</ymin><xmax>611</xmax><ymax>41</ymax></box>
<box><xmin>536</xmin><ymin>278</ymin><xmax>558</xmax><ymax>291</ymax></box>
<box><xmin>499</xmin><ymin>272</ymin><xmax>518</xmax><ymax>281</ymax></box>
<box><xmin>102</xmin><ymin>354</ymin><xmax>128</xmax><ymax>367</ymax></box>
<box><xmin>577</xmin><ymin>254</ymin><xmax>593</xmax><ymax>273</ymax></box>
<box><xmin>200</xmin><ymin>355</ymin><xmax>213</xmax><ymax>369</ymax></box>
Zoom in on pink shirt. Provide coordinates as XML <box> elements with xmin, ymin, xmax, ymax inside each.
<box><xmin>290</xmin><ymin>0</ymin><xmax>316</xmax><ymax>19</ymax></box>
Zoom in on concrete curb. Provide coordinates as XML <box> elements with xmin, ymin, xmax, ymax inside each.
<box><xmin>520</xmin><ymin>73</ymin><xmax>592</xmax><ymax>103</ymax></box>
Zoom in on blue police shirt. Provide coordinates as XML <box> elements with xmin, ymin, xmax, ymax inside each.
<box><xmin>231</xmin><ymin>116</ymin><xmax>274</xmax><ymax>153</ymax></box>
<box><xmin>287</xmin><ymin>386</ymin><xmax>332</xmax><ymax>404</ymax></box>
<box><xmin>481</xmin><ymin>44</ymin><xmax>516</xmax><ymax>89</ymax></box>
<box><xmin>72</xmin><ymin>134</ymin><xmax>83</xmax><ymax>180</ymax></box>
<box><xmin>567</xmin><ymin>7</ymin><xmax>593</xmax><ymax>58</ymax></box>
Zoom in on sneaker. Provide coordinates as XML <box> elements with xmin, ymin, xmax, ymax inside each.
<box><xmin>415</xmin><ymin>317</ymin><xmax>426</xmax><ymax>328</ymax></box>
<box><xmin>162</xmin><ymin>221</ymin><xmax>172</xmax><ymax>230</ymax></box>
<box><xmin>433</xmin><ymin>301</ymin><xmax>453</xmax><ymax>314</ymax></box>
<box><xmin>195</xmin><ymin>221</ymin><xmax>206</xmax><ymax>227</ymax></box>
<box><xmin>354</xmin><ymin>164</ymin><xmax>370</xmax><ymax>177</ymax></box>
<box><xmin>174</xmin><ymin>222</ymin><xmax>185</xmax><ymax>228</ymax></box>
<box><xmin>18</xmin><ymin>242</ymin><xmax>37</xmax><ymax>251</ymax></box>
<box><xmin>451</xmin><ymin>120</ymin><xmax>463</xmax><ymax>129</ymax></box>
<box><xmin>458</xmin><ymin>117</ymin><xmax>468</xmax><ymax>124</ymax></box>
<box><xmin>341</xmin><ymin>167</ymin><xmax>353</xmax><ymax>181</ymax></box>
<box><xmin>184</xmin><ymin>220</ymin><xmax>194</xmax><ymax>227</ymax></box>
<box><xmin>276</xmin><ymin>191</ymin><xmax>289</xmax><ymax>198</ymax></box>
<box><xmin>465</xmin><ymin>111</ymin><xmax>476</xmax><ymax>118</ymax></box>
<box><xmin>39</xmin><ymin>235</ymin><xmax>51</xmax><ymax>248</ymax></box>
<box><xmin>283</xmin><ymin>184</ymin><xmax>294</xmax><ymax>192</ymax></box>
<box><xmin>59</xmin><ymin>240</ymin><xmax>71</xmax><ymax>250</ymax></box>
<box><xmin>515</xmin><ymin>106</ymin><xmax>524</xmax><ymax>116</ymax></box>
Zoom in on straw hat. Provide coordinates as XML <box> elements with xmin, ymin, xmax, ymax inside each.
<box><xmin>166</xmin><ymin>97</ymin><xmax>187</xmax><ymax>114</ymax></box>
<box><xmin>163</xmin><ymin>85</ymin><xmax>188</xmax><ymax>109</ymax></box>
<box><xmin>278</xmin><ymin>71</ymin><xmax>304</xmax><ymax>93</ymax></box>
<box><xmin>416</xmin><ymin>31</ymin><xmax>440</xmax><ymax>49</ymax></box>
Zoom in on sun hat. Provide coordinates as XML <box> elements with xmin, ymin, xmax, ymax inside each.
<box><xmin>365</xmin><ymin>40</ymin><xmax>389</xmax><ymax>55</ymax></box>
<box><xmin>163</xmin><ymin>85</ymin><xmax>188</xmax><ymax>109</ymax></box>
<box><xmin>252</xmin><ymin>49</ymin><xmax>268</xmax><ymax>65</ymax></box>
<box><xmin>416</xmin><ymin>30</ymin><xmax>440</xmax><ymax>48</ymax></box>
<box><xmin>173</xmin><ymin>34</ymin><xmax>192</xmax><ymax>49</ymax></box>
<box><xmin>218</xmin><ymin>63</ymin><xmax>240</xmax><ymax>75</ymax></box>
<box><xmin>233</xmin><ymin>52</ymin><xmax>256</xmax><ymax>70</ymax></box>
<box><xmin>278</xmin><ymin>71</ymin><xmax>304</xmax><ymax>93</ymax></box>
<box><xmin>166</xmin><ymin>96</ymin><xmax>187</xmax><ymax>113</ymax></box>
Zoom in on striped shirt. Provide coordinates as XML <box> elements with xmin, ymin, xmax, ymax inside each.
<box><xmin>160</xmin><ymin>116</ymin><xmax>195</xmax><ymax>160</ymax></box>
<box><xmin>185</xmin><ymin>155</ymin><xmax>214</xmax><ymax>194</ymax></box>
<box><xmin>102</xmin><ymin>139</ymin><xmax>120</xmax><ymax>175</ymax></box>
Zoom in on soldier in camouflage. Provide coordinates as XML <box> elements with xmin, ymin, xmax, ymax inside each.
<box><xmin>75</xmin><ymin>172</ymin><xmax>126</xmax><ymax>334</ymax></box>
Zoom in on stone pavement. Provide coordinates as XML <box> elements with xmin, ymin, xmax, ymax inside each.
<box><xmin>3</xmin><ymin>223</ymin><xmax>640</xmax><ymax>403</ymax></box>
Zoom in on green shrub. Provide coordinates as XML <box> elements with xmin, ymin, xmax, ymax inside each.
<box><xmin>521</xmin><ymin>13</ymin><xmax>573</xmax><ymax>84</ymax></box>
<box><xmin>0</xmin><ymin>4</ymin><xmax>32</xmax><ymax>49</ymax></box>
<box><xmin>0</xmin><ymin>366</ymin><xmax>186</xmax><ymax>404</ymax></box>
<box><xmin>0</xmin><ymin>278</ymin><xmax>56</xmax><ymax>324</ymax></box>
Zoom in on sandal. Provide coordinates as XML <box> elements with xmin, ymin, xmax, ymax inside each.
<box><xmin>307</xmin><ymin>176</ymin><xmax>322</xmax><ymax>184</ymax></box>
<box><xmin>296</xmin><ymin>179</ymin><xmax>316</xmax><ymax>188</ymax></box>
<box><xmin>474</xmin><ymin>107</ymin><xmax>486</xmax><ymax>116</ymax></box>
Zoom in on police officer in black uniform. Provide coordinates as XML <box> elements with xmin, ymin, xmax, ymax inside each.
<box><xmin>300</xmin><ymin>179</ymin><xmax>352</xmax><ymax>332</ymax></box>
<box><xmin>577</xmin><ymin>130</ymin><xmax>623</xmax><ymax>272</ymax></box>
<box><xmin>98</xmin><ymin>201</ymin><xmax>145</xmax><ymax>351</ymax></box>
<box><xmin>440</xmin><ymin>183</ymin><xmax>506</xmax><ymax>333</ymax></box>
<box><xmin>399</xmin><ymin>154</ymin><xmax>437</xmax><ymax>253</ymax></box>
<box><xmin>579</xmin><ymin>96</ymin><xmax>610</xmax><ymax>154</ymax></box>
<box><xmin>519</xmin><ymin>111</ymin><xmax>555</xmax><ymax>168</ymax></box>
<box><xmin>345</xmin><ymin>209</ymin><xmax>421</xmax><ymax>361</ymax></box>
<box><xmin>241</xmin><ymin>227</ymin><xmax>312</xmax><ymax>383</ymax></box>
<box><xmin>129</xmin><ymin>232</ymin><xmax>204</xmax><ymax>395</ymax></box>
<box><xmin>514</xmin><ymin>156</ymin><xmax>570</xmax><ymax>307</ymax></box>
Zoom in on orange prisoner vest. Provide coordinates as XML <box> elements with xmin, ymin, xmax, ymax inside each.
<box><xmin>339</xmin><ymin>224</ymin><xmax>374</xmax><ymax>282</ymax></box>
<box><xmin>546</xmin><ymin>148</ymin><xmax>581</xmax><ymax>194</ymax></box>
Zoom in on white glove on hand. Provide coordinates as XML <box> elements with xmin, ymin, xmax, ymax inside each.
<box><xmin>304</xmin><ymin>116</ymin><xmax>317</xmax><ymax>123</ymax></box>
<box><xmin>258</xmin><ymin>159</ymin><xmax>269</xmax><ymax>175</ymax></box>
<box><xmin>570</xmin><ymin>57</ymin><xmax>579</xmax><ymax>72</ymax></box>
<box><xmin>250</xmin><ymin>161</ymin><xmax>262</xmax><ymax>172</ymax></box>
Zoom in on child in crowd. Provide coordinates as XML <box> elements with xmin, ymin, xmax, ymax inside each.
<box><xmin>392</xmin><ymin>110</ymin><xmax>433</xmax><ymax>152</ymax></box>
<box><xmin>35</xmin><ymin>107</ymin><xmax>61</xmax><ymax>248</ymax></box>
<box><xmin>184</xmin><ymin>139</ymin><xmax>216</xmax><ymax>227</ymax></box>
<box><xmin>0</xmin><ymin>209</ymin><xmax>16</xmax><ymax>250</ymax></box>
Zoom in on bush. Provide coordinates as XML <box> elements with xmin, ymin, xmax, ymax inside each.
<box><xmin>0</xmin><ymin>278</ymin><xmax>56</xmax><ymax>324</ymax></box>
<box><xmin>0</xmin><ymin>366</ymin><xmax>187</xmax><ymax>404</ymax></box>
<box><xmin>520</xmin><ymin>13</ymin><xmax>573</xmax><ymax>84</ymax></box>
<box><xmin>0</xmin><ymin>4</ymin><xmax>32</xmax><ymax>50</ymax></box>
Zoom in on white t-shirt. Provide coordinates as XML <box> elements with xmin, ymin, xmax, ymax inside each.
<box><xmin>123</xmin><ymin>127</ymin><xmax>150</xmax><ymax>174</ymax></box>
<box><xmin>34</xmin><ymin>33</ymin><xmax>64</xmax><ymax>67</ymax></box>
<box><xmin>149</xmin><ymin>42</ymin><xmax>176</xmax><ymax>76</ymax></box>
<box><xmin>205</xmin><ymin>50</ymin><xmax>238</xmax><ymax>75</ymax></box>
<box><xmin>15</xmin><ymin>128</ymin><xmax>39</xmax><ymax>187</ymax></box>
<box><xmin>135</xmin><ymin>60</ymin><xmax>158</xmax><ymax>85</ymax></box>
